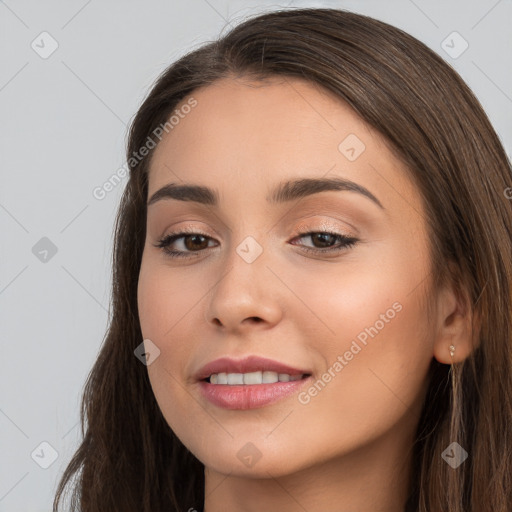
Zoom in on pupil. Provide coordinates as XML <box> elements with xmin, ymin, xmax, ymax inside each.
<box><xmin>186</xmin><ymin>235</ymin><xmax>208</xmax><ymax>251</ymax></box>
<box><xmin>314</xmin><ymin>233</ymin><xmax>334</xmax><ymax>247</ymax></box>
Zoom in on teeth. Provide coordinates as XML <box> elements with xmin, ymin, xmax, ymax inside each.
<box><xmin>244</xmin><ymin>371</ymin><xmax>263</xmax><ymax>385</ymax></box>
<box><xmin>208</xmin><ymin>371</ymin><xmax>304</xmax><ymax>385</ymax></box>
<box><xmin>227</xmin><ymin>373</ymin><xmax>244</xmax><ymax>385</ymax></box>
<box><xmin>262</xmin><ymin>371</ymin><xmax>278</xmax><ymax>383</ymax></box>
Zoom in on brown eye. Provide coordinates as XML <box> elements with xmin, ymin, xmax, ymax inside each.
<box><xmin>182</xmin><ymin>234</ymin><xmax>209</xmax><ymax>251</ymax></box>
<box><xmin>154</xmin><ymin>231</ymin><xmax>218</xmax><ymax>258</ymax></box>
<box><xmin>309</xmin><ymin>232</ymin><xmax>338</xmax><ymax>248</ymax></box>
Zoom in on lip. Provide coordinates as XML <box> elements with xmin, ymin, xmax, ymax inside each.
<box><xmin>194</xmin><ymin>355</ymin><xmax>313</xmax><ymax>410</ymax></box>
<box><xmin>194</xmin><ymin>355</ymin><xmax>310</xmax><ymax>381</ymax></box>
<box><xmin>198</xmin><ymin>377</ymin><xmax>313</xmax><ymax>410</ymax></box>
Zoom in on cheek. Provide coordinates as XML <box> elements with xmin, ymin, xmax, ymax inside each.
<box><xmin>137</xmin><ymin>254</ymin><xmax>213</xmax><ymax>398</ymax></box>
<box><xmin>137</xmin><ymin>259</ymin><xmax>192</xmax><ymax>386</ymax></box>
<box><xmin>288</xmin><ymin>253</ymin><xmax>430</xmax><ymax>352</ymax></box>
<box><xmin>137</xmin><ymin>256</ymin><xmax>203</xmax><ymax>341</ymax></box>
<box><xmin>290</xmin><ymin>296</ymin><xmax>431</xmax><ymax>465</ymax></box>
<box><xmin>288</xmin><ymin>248</ymin><xmax>433</xmax><ymax>421</ymax></box>
<box><xmin>137</xmin><ymin>260</ymin><xmax>193</xmax><ymax>431</ymax></box>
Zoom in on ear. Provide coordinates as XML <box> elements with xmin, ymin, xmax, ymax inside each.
<box><xmin>432</xmin><ymin>276</ymin><xmax>479</xmax><ymax>365</ymax></box>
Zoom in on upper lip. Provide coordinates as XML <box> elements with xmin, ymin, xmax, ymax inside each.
<box><xmin>195</xmin><ymin>355</ymin><xmax>311</xmax><ymax>381</ymax></box>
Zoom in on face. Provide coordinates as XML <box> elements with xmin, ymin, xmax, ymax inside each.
<box><xmin>137</xmin><ymin>76</ymin><xmax>436</xmax><ymax>478</ymax></box>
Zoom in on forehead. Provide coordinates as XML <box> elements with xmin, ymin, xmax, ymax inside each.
<box><xmin>147</xmin><ymin>76</ymin><xmax>420</xmax><ymax>213</ymax></box>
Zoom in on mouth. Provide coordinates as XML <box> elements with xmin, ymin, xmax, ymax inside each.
<box><xmin>195</xmin><ymin>355</ymin><xmax>313</xmax><ymax>409</ymax></box>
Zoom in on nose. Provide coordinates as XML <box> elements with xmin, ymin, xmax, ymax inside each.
<box><xmin>204</xmin><ymin>239</ymin><xmax>284</xmax><ymax>333</ymax></box>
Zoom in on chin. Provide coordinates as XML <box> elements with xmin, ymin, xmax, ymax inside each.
<box><xmin>189</xmin><ymin>432</ymin><xmax>315</xmax><ymax>479</ymax></box>
<box><xmin>203</xmin><ymin>451</ymin><xmax>303</xmax><ymax>479</ymax></box>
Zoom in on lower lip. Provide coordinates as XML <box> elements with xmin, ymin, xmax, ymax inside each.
<box><xmin>198</xmin><ymin>377</ymin><xmax>312</xmax><ymax>410</ymax></box>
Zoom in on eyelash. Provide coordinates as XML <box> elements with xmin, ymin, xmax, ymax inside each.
<box><xmin>153</xmin><ymin>226</ymin><xmax>358</xmax><ymax>259</ymax></box>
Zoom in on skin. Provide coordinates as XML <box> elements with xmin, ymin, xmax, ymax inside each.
<box><xmin>137</xmin><ymin>76</ymin><xmax>474</xmax><ymax>512</ymax></box>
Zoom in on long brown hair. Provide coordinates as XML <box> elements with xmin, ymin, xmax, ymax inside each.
<box><xmin>53</xmin><ymin>8</ymin><xmax>512</xmax><ymax>511</ymax></box>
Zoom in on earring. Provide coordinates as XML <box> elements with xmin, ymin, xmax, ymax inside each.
<box><xmin>449</xmin><ymin>344</ymin><xmax>455</xmax><ymax>357</ymax></box>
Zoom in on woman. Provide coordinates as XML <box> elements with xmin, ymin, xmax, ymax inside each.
<box><xmin>53</xmin><ymin>7</ymin><xmax>512</xmax><ymax>512</ymax></box>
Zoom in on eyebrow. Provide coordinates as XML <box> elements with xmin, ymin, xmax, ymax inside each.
<box><xmin>147</xmin><ymin>177</ymin><xmax>384</xmax><ymax>209</ymax></box>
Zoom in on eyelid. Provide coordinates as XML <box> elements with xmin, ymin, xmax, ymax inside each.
<box><xmin>288</xmin><ymin>206</ymin><xmax>364</xmax><ymax>233</ymax></box>
<box><xmin>157</xmin><ymin>216</ymin><xmax>358</xmax><ymax>241</ymax></box>
<box><xmin>158</xmin><ymin>222</ymin><xmax>219</xmax><ymax>240</ymax></box>
<box><xmin>293</xmin><ymin>218</ymin><xmax>357</xmax><ymax>238</ymax></box>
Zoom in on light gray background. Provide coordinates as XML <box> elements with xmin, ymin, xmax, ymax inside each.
<box><xmin>0</xmin><ymin>0</ymin><xmax>510</xmax><ymax>510</ymax></box>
